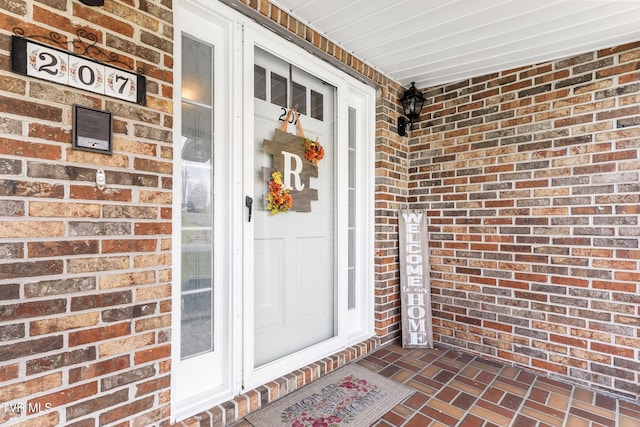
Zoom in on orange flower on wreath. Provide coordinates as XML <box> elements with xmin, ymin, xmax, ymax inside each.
<box><xmin>302</xmin><ymin>137</ymin><xmax>324</xmax><ymax>166</ymax></box>
<box><xmin>266</xmin><ymin>171</ymin><xmax>293</xmax><ymax>215</ymax></box>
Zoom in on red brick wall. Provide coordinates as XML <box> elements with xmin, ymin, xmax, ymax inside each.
<box><xmin>0</xmin><ymin>0</ymin><xmax>173</xmax><ymax>425</ymax></box>
<box><xmin>374</xmin><ymin>83</ymin><xmax>409</xmax><ymax>343</ymax></box>
<box><xmin>14</xmin><ymin>0</ymin><xmax>638</xmax><ymax>424</ymax></box>
<box><xmin>410</xmin><ymin>42</ymin><xmax>640</xmax><ymax>401</ymax></box>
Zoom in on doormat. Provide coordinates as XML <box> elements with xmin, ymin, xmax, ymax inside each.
<box><xmin>245</xmin><ymin>364</ymin><xmax>413</xmax><ymax>426</ymax></box>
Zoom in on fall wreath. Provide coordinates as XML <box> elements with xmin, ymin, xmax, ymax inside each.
<box><xmin>302</xmin><ymin>137</ymin><xmax>324</xmax><ymax>166</ymax></box>
<box><xmin>266</xmin><ymin>171</ymin><xmax>292</xmax><ymax>215</ymax></box>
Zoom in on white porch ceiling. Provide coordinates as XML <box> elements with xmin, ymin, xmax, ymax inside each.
<box><xmin>270</xmin><ymin>0</ymin><xmax>640</xmax><ymax>89</ymax></box>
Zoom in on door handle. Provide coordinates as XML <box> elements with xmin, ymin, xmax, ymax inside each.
<box><xmin>245</xmin><ymin>196</ymin><xmax>253</xmax><ymax>222</ymax></box>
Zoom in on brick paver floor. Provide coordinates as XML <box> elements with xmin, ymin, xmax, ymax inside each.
<box><xmin>236</xmin><ymin>342</ymin><xmax>640</xmax><ymax>426</ymax></box>
<box><xmin>362</xmin><ymin>343</ymin><xmax>640</xmax><ymax>427</ymax></box>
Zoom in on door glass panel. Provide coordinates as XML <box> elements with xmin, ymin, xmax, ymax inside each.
<box><xmin>253</xmin><ymin>47</ymin><xmax>336</xmax><ymax>367</ymax></box>
<box><xmin>181</xmin><ymin>34</ymin><xmax>214</xmax><ymax>359</ymax></box>
<box><xmin>311</xmin><ymin>89</ymin><xmax>324</xmax><ymax>121</ymax></box>
<box><xmin>182</xmin><ymin>36</ymin><xmax>213</xmax><ymax>105</ymax></box>
<box><xmin>348</xmin><ymin>107</ymin><xmax>356</xmax><ymax>309</ymax></box>
<box><xmin>270</xmin><ymin>72</ymin><xmax>287</xmax><ymax>107</ymax></box>
<box><xmin>292</xmin><ymin>81</ymin><xmax>306</xmax><ymax>115</ymax></box>
<box><xmin>255</xmin><ymin>65</ymin><xmax>266</xmax><ymax>101</ymax></box>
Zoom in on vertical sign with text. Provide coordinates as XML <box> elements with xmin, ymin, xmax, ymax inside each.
<box><xmin>399</xmin><ymin>209</ymin><xmax>433</xmax><ymax>348</ymax></box>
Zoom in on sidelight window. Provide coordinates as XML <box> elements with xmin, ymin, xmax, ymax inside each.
<box><xmin>180</xmin><ymin>34</ymin><xmax>215</xmax><ymax>359</ymax></box>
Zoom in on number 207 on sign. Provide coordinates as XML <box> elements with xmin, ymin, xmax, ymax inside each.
<box><xmin>11</xmin><ymin>35</ymin><xmax>145</xmax><ymax>105</ymax></box>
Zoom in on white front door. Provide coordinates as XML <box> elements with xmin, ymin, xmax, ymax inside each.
<box><xmin>251</xmin><ymin>47</ymin><xmax>336</xmax><ymax>367</ymax></box>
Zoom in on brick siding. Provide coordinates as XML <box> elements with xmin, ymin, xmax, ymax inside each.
<box><xmin>0</xmin><ymin>0</ymin><xmax>174</xmax><ymax>425</ymax></box>
<box><xmin>3</xmin><ymin>0</ymin><xmax>637</xmax><ymax>425</ymax></box>
<box><xmin>374</xmin><ymin>82</ymin><xmax>408</xmax><ymax>344</ymax></box>
<box><xmin>410</xmin><ymin>42</ymin><xmax>640</xmax><ymax>401</ymax></box>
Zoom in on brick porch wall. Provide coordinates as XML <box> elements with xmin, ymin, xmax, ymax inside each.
<box><xmin>0</xmin><ymin>0</ymin><xmax>174</xmax><ymax>425</ymax></box>
<box><xmin>9</xmin><ymin>0</ymin><xmax>637</xmax><ymax>425</ymax></box>
<box><xmin>410</xmin><ymin>42</ymin><xmax>640</xmax><ymax>402</ymax></box>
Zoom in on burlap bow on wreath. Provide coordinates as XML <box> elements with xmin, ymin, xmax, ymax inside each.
<box><xmin>262</xmin><ymin>109</ymin><xmax>322</xmax><ymax>214</ymax></box>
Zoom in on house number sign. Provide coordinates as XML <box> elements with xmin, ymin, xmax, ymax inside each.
<box><xmin>11</xmin><ymin>35</ymin><xmax>146</xmax><ymax>105</ymax></box>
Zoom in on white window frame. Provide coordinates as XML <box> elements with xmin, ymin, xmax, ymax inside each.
<box><xmin>345</xmin><ymin>87</ymin><xmax>376</xmax><ymax>346</ymax></box>
<box><xmin>171</xmin><ymin>1</ymin><xmax>240</xmax><ymax>422</ymax></box>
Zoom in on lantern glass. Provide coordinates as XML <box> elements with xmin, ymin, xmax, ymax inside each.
<box><xmin>398</xmin><ymin>82</ymin><xmax>426</xmax><ymax>136</ymax></box>
<box><xmin>400</xmin><ymin>82</ymin><xmax>425</xmax><ymax>120</ymax></box>
<box><xmin>401</xmin><ymin>98</ymin><xmax>413</xmax><ymax>118</ymax></box>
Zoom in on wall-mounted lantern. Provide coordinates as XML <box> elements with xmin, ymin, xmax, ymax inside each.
<box><xmin>79</xmin><ymin>0</ymin><xmax>104</xmax><ymax>6</ymax></box>
<box><xmin>398</xmin><ymin>82</ymin><xmax>426</xmax><ymax>136</ymax></box>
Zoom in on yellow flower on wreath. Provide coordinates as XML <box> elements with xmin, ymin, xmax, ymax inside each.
<box><xmin>266</xmin><ymin>171</ymin><xmax>293</xmax><ymax>215</ymax></box>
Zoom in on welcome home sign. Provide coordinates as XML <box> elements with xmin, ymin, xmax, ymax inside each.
<box><xmin>398</xmin><ymin>210</ymin><xmax>433</xmax><ymax>348</ymax></box>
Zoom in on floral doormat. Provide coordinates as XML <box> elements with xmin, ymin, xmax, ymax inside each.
<box><xmin>245</xmin><ymin>364</ymin><xmax>413</xmax><ymax>427</ymax></box>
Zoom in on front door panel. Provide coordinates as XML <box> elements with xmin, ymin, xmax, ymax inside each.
<box><xmin>252</xmin><ymin>47</ymin><xmax>336</xmax><ymax>367</ymax></box>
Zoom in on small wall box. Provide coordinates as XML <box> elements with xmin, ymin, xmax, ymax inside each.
<box><xmin>72</xmin><ymin>105</ymin><xmax>112</xmax><ymax>154</ymax></box>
